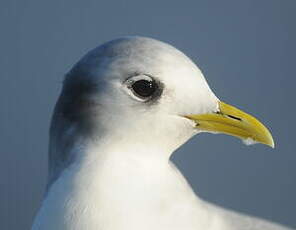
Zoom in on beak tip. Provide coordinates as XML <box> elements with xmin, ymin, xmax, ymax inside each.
<box><xmin>262</xmin><ymin>133</ymin><xmax>275</xmax><ymax>149</ymax></box>
<box><xmin>269</xmin><ymin>139</ymin><xmax>275</xmax><ymax>149</ymax></box>
<box><xmin>266</xmin><ymin>130</ymin><xmax>275</xmax><ymax>149</ymax></box>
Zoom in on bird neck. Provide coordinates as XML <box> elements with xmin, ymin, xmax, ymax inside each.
<box><xmin>38</xmin><ymin>141</ymin><xmax>212</xmax><ymax>230</ymax></box>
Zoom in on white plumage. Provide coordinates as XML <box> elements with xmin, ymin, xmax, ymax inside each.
<box><xmin>32</xmin><ymin>37</ymin><xmax>292</xmax><ymax>230</ymax></box>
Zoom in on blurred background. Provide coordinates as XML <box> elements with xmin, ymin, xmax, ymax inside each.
<box><xmin>1</xmin><ymin>0</ymin><xmax>295</xmax><ymax>229</ymax></box>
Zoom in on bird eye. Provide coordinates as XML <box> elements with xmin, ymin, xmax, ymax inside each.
<box><xmin>131</xmin><ymin>79</ymin><xmax>156</xmax><ymax>98</ymax></box>
<box><xmin>125</xmin><ymin>74</ymin><xmax>160</xmax><ymax>101</ymax></box>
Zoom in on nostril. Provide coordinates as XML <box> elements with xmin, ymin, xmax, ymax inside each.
<box><xmin>227</xmin><ymin>114</ymin><xmax>242</xmax><ymax>121</ymax></box>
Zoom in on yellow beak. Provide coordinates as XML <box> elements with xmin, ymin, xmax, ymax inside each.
<box><xmin>185</xmin><ymin>101</ymin><xmax>274</xmax><ymax>148</ymax></box>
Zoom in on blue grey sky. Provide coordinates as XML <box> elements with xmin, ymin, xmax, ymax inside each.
<box><xmin>1</xmin><ymin>1</ymin><xmax>295</xmax><ymax>229</ymax></box>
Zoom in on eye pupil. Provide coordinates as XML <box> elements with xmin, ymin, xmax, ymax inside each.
<box><xmin>132</xmin><ymin>79</ymin><xmax>156</xmax><ymax>98</ymax></box>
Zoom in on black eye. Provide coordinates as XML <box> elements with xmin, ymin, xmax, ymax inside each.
<box><xmin>124</xmin><ymin>74</ymin><xmax>163</xmax><ymax>102</ymax></box>
<box><xmin>131</xmin><ymin>79</ymin><xmax>157</xmax><ymax>98</ymax></box>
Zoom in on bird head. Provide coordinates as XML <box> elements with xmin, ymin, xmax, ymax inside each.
<box><xmin>48</xmin><ymin>37</ymin><xmax>274</xmax><ymax>184</ymax></box>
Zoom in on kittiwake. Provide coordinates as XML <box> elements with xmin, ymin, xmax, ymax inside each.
<box><xmin>32</xmin><ymin>37</ymin><xmax>292</xmax><ymax>230</ymax></box>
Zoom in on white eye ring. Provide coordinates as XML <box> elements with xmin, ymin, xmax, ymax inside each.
<box><xmin>125</xmin><ymin>74</ymin><xmax>153</xmax><ymax>85</ymax></box>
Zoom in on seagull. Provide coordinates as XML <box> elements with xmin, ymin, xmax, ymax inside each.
<box><xmin>32</xmin><ymin>37</ymin><xmax>292</xmax><ymax>230</ymax></box>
